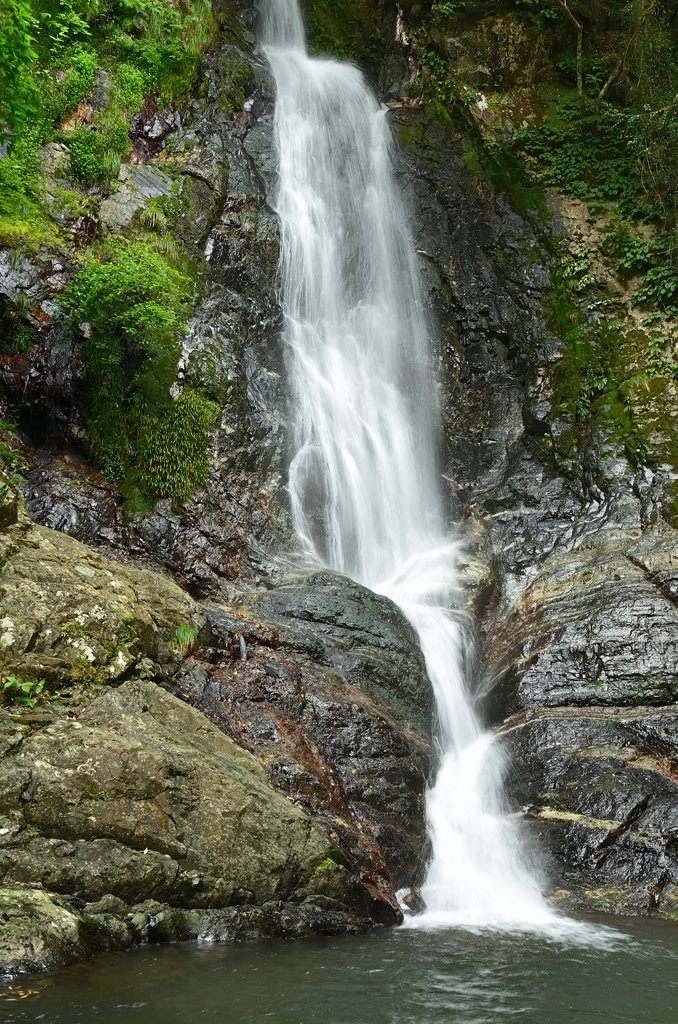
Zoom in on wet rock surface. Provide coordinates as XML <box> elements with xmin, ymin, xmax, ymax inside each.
<box><xmin>178</xmin><ymin>593</ymin><xmax>431</xmax><ymax>894</ymax></box>
<box><xmin>500</xmin><ymin>705</ymin><xmax>678</xmax><ymax>919</ymax></box>
<box><xmin>389</xmin><ymin>69</ymin><xmax>678</xmax><ymax>913</ymax></box>
<box><xmin>0</xmin><ymin>885</ymin><xmax>370</xmax><ymax>979</ymax></box>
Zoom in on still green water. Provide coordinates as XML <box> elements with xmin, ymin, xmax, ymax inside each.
<box><xmin>2</xmin><ymin>919</ymin><xmax>677</xmax><ymax>1023</ymax></box>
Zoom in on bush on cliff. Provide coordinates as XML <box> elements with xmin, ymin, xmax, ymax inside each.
<box><xmin>60</xmin><ymin>240</ymin><xmax>216</xmax><ymax>501</ymax></box>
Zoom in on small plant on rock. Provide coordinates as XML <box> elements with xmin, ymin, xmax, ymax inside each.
<box><xmin>2</xmin><ymin>676</ymin><xmax>45</xmax><ymax>709</ymax></box>
<box><xmin>171</xmin><ymin>624</ymin><xmax>197</xmax><ymax>656</ymax></box>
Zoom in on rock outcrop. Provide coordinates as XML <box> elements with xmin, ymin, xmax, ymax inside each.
<box><xmin>0</xmin><ymin>484</ymin><xmax>429</xmax><ymax>974</ymax></box>
<box><xmin>386</xmin><ymin>9</ymin><xmax>678</xmax><ymax>917</ymax></box>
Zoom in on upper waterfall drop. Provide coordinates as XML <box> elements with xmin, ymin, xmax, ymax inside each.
<box><xmin>260</xmin><ymin>0</ymin><xmax>559</xmax><ymax>930</ymax></box>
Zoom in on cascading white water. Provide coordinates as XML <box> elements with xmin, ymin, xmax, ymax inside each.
<box><xmin>260</xmin><ymin>0</ymin><xmax>558</xmax><ymax>929</ymax></box>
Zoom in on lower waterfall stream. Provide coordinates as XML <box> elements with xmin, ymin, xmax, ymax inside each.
<box><xmin>261</xmin><ymin>0</ymin><xmax>551</xmax><ymax>929</ymax></box>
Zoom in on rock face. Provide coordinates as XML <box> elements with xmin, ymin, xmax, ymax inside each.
<box><xmin>9</xmin><ymin>10</ymin><xmax>289</xmax><ymax>596</ymax></box>
<box><xmin>182</xmin><ymin>581</ymin><xmax>431</xmax><ymax>893</ymax></box>
<box><xmin>385</xmin><ymin>9</ymin><xmax>678</xmax><ymax>917</ymax></box>
<box><xmin>0</xmin><ymin>680</ymin><xmax>376</xmax><ymax>913</ymax></box>
<box><xmin>502</xmin><ymin>705</ymin><xmax>678</xmax><ymax>918</ymax></box>
<box><xmin>0</xmin><ymin>486</ymin><xmax>427</xmax><ymax>974</ymax></box>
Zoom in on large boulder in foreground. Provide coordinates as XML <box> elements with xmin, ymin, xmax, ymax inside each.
<box><xmin>0</xmin><ymin>485</ymin><xmax>414</xmax><ymax>976</ymax></box>
<box><xmin>0</xmin><ymin>682</ymin><xmax>364</xmax><ymax>909</ymax></box>
<box><xmin>0</xmin><ymin>680</ymin><xmax>389</xmax><ymax>976</ymax></box>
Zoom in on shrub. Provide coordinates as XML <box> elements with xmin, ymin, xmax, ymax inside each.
<box><xmin>66</xmin><ymin>125</ymin><xmax>100</xmax><ymax>182</ymax></box>
<box><xmin>60</xmin><ymin>240</ymin><xmax>188</xmax><ymax>474</ymax></box>
<box><xmin>137</xmin><ymin>387</ymin><xmax>217</xmax><ymax>501</ymax></box>
<box><xmin>0</xmin><ymin>0</ymin><xmax>39</xmax><ymax>139</ymax></box>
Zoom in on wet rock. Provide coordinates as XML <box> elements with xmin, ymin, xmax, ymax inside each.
<box><xmin>0</xmin><ymin>493</ymin><xmax>410</xmax><ymax>975</ymax></box>
<box><xmin>400</xmin><ymin>887</ymin><xmax>426</xmax><ymax>915</ymax></box>
<box><xmin>254</xmin><ymin>570</ymin><xmax>431</xmax><ymax>727</ymax></box>
<box><xmin>0</xmin><ymin>886</ymin><xmax>115</xmax><ymax>978</ymax></box>
<box><xmin>181</xmin><ymin>600</ymin><xmax>432</xmax><ymax>894</ymax></box>
<box><xmin>384</xmin><ymin>74</ymin><xmax>678</xmax><ymax>913</ymax></box>
<box><xmin>0</xmin><ymin>884</ymin><xmax>372</xmax><ymax>979</ymax></box>
<box><xmin>19</xmin><ymin>33</ymin><xmax>289</xmax><ymax>597</ymax></box>
<box><xmin>129</xmin><ymin>100</ymin><xmax>182</xmax><ymax>160</ymax></box>
<box><xmin>23</xmin><ymin>453</ymin><xmax>120</xmax><ymax>547</ymax></box>
<box><xmin>480</xmin><ymin>529</ymin><xmax>678</xmax><ymax>719</ymax></box>
<box><xmin>0</xmin><ymin>885</ymin><xmax>372</xmax><ymax>979</ymax></box>
<box><xmin>501</xmin><ymin>705</ymin><xmax>678</xmax><ymax>914</ymax></box>
<box><xmin>98</xmin><ymin>164</ymin><xmax>177</xmax><ymax>235</ymax></box>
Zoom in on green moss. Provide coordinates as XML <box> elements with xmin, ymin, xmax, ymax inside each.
<box><xmin>304</xmin><ymin>0</ymin><xmax>380</xmax><ymax>62</ymax></box>
<box><xmin>59</xmin><ymin>240</ymin><xmax>215</xmax><ymax>503</ymax></box>
<box><xmin>216</xmin><ymin>60</ymin><xmax>250</xmax><ymax>118</ymax></box>
<box><xmin>313</xmin><ymin>856</ymin><xmax>335</xmax><ymax>875</ymax></box>
<box><xmin>545</xmin><ymin>274</ymin><xmax>678</xmax><ymax>493</ymax></box>
<box><xmin>82</xmin><ymin>781</ymin><xmax>111</xmax><ymax>801</ymax></box>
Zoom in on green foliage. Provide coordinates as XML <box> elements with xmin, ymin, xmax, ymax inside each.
<box><xmin>31</xmin><ymin>0</ymin><xmax>95</xmax><ymax>61</ymax></box>
<box><xmin>111</xmin><ymin>60</ymin><xmax>144</xmax><ymax>111</ymax></box>
<box><xmin>171</xmin><ymin>623</ymin><xmax>197</xmax><ymax>654</ymax></box>
<box><xmin>514</xmin><ymin>0</ymin><xmax>558</xmax><ymax>17</ymax></box>
<box><xmin>520</xmin><ymin>104</ymin><xmax>645</xmax><ymax>218</ymax></box>
<box><xmin>66</xmin><ymin>125</ymin><xmax>99</xmax><ymax>181</ymax></box>
<box><xmin>82</xmin><ymin>780</ymin><xmax>110</xmax><ymax>800</ymax></box>
<box><xmin>438</xmin><ymin>1</ymin><xmax>470</xmax><ymax>16</ymax></box>
<box><xmin>0</xmin><ymin>0</ymin><xmax>39</xmax><ymax>139</ymax></box>
<box><xmin>636</xmin><ymin>263</ymin><xmax>678</xmax><ymax>313</ymax></box>
<box><xmin>60</xmin><ymin>44</ymin><xmax>97</xmax><ymax>107</ymax></box>
<box><xmin>60</xmin><ymin>241</ymin><xmax>214</xmax><ymax>504</ymax></box>
<box><xmin>484</xmin><ymin>142</ymin><xmax>547</xmax><ymax>215</ymax></box>
<box><xmin>101</xmin><ymin>0</ymin><xmax>215</xmax><ymax>100</ymax></box>
<box><xmin>544</xmin><ymin>260</ymin><xmax>586</xmax><ymax>339</ymax></box>
<box><xmin>603</xmin><ymin>221</ymin><xmax>656</xmax><ymax>273</ymax></box>
<box><xmin>2</xmin><ymin>676</ymin><xmax>46</xmax><ymax>708</ymax></box>
<box><xmin>60</xmin><ymin>240</ymin><xmax>188</xmax><ymax>476</ymax></box>
<box><xmin>0</xmin><ymin>420</ymin><xmax>28</xmax><ymax>501</ymax></box>
<box><xmin>642</xmin><ymin>334</ymin><xmax>678</xmax><ymax>381</ymax></box>
<box><xmin>0</xmin><ymin>296</ymin><xmax>40</xmax><ymax>355</ymax></box>
<box><xmin>60</xmin><ymin>56</ymin><xmax>137</xmax><ymax>184</ymax></box>
<box><xmin>137</xmin><ymin>387</ymin><xmax>217</xmax><ymax>501</ymax></box>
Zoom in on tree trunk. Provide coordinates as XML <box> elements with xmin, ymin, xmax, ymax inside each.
<box><xmin>555</xmin><ymin>0</ymin><xmax>586</xmax><ymax>115</ymax></box>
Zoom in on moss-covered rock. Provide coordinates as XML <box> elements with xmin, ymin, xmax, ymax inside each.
<box><xmin>0</xmin><ymin>485</ymin><xmax>204</xmax><ymax>690</ymax></box>
<box><xmin>0</xmin><ymin>887</ymin><xmax>112</xmax><ymax>978</ymax></box>
<box><xmin>0</xmin><ymin>680</ymin><xmax>365</xmax><ymax>910</ymax></box>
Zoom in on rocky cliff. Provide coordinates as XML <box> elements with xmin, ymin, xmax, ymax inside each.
<box><xmin>2</xmin><ymin>0</ymin><xmax>678</xmax><ymax>977</ymax></box>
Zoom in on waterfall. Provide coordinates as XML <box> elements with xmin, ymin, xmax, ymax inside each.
<box><xmin>260</xmin><ymin>0</ymin><xmax>555</xmax><ymax>929</ymax></box>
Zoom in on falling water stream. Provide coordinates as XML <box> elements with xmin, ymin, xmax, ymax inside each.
<box><xmin>261</xmin><ymin>0</ymin><xmax>555</xmax><ymax>929</ymax></box>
